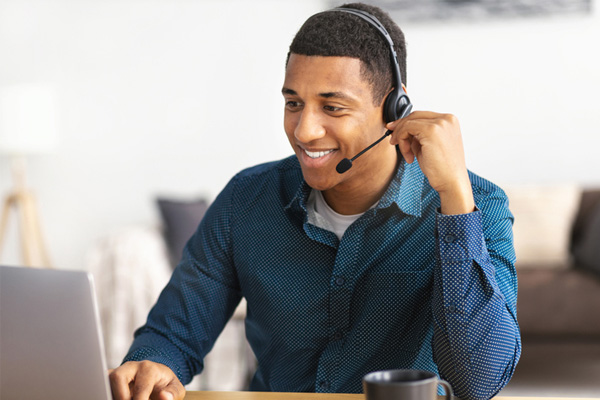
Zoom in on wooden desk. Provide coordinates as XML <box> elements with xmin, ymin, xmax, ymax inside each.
<box><xmin>183</xmin><ymin>392</ymin><xmax>598</xmax><ymax>400</ymax></box>
<box><xmin>184</xmin><ymin>393</ymin><xmax>359</xmax><ymax>400</ymax></box>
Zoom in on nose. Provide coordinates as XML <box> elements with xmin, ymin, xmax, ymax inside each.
<box><xmin>294</xmin><ymin>107</ymin><xmax>326</xmax><ymax>144</ymax></box>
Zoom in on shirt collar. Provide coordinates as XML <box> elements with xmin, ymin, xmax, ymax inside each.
<box><xmin>377</xmin><ymin>158</ymin><xmax>424</xmax><ymax>217</ymax></box>
<box><xmin>285</xmin><ymin>157</ymin><xmax>425</xmax><ymax>218</ymax></box>
<box><xmin>284</xmin><ymin>168</ymin><xmax>312</xmax><ymax>219</ymax></box>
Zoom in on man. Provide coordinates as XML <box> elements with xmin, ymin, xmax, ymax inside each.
<box><xmin>109</xmin><ymin>3</ymin><xmax>521</xmax><ymax>400</ymax></box>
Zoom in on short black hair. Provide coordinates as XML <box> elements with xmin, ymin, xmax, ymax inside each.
<box><xmin>288</xmin><ymin>2</ymin><xmax>407</xmax><ymax>106</ymax></box>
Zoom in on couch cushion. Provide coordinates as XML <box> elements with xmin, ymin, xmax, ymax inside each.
<box><xmin>503</xmin><ymin>184</ymin><xmax>580</xmax><ymax>269</ymax></box>
<box><xmin>157</xmin><ymin>197</ymin><xmax>209</xmax><ymax>268</ymax></box>
<box><xmin>517</xmin><ymin>268</ymin><xmax>600</xmax><ymax>337</ymax></box>
<box><xmin>571</xmin><ymin>189</ymin><xmax>600</xmax><ymax>250</ymax></box>
<box><xmin>573</xmin><ymin>202</ymin><xmax>600</xmax><ymax>275</ymax></box>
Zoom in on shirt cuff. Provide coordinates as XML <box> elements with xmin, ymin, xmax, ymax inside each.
<box><xmin>436</xmin><ymin>208</ymin><xmax>485</xmax><ymax>261</ymax></box>
<box><xmin>123</xmin><ymin>338</ymin><xmax>187</xmax><ymax>383</ymax></box>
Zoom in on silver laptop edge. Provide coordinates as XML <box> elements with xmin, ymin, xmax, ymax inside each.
<box><xmin>0</xmin><ymin>265</ymin><xmax>112</xmax><ymax>400</ymax></box>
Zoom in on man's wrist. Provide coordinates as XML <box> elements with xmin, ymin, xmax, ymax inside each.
<box><xmin>438</xmin><ymin>178</ymin><xmax>475</xmax><ymax>215</ymax></box>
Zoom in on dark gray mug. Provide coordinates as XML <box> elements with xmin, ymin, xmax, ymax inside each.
<box><xmin>363</xmin><ymin>369</ymin><xmax>453</xmax><ymax>400</ymax></box>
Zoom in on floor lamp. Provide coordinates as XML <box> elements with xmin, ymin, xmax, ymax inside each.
<box><xmin>0</xmin><ymin>84</ymin><xmax>57</xmax><ymax>268</ymax></box>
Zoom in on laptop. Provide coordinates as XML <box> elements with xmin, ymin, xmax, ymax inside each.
<box><xmin>0</xmin><ymin>265</ymin><xmax>112</xmax><ymax>400</ymax></box>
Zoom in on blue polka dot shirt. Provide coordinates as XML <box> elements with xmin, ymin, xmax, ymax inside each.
<box><xmin>124</xmin><ymin>155</ymin><xmax>521</xmax><ymax>400</ymax></box>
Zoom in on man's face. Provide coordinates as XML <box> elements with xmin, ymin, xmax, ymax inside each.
<box><xmin>282</xmin><ymin>54</ymin><xmax>396</xmax><ymax>194</ymax></box>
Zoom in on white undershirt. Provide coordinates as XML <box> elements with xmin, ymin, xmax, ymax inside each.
<box><xmin>307</xmin><ymin>190</ymin><xmax>373</xmax><ymax>240</ymax></box>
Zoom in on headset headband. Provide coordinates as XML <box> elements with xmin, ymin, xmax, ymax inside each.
<box><xmin>329</xmin><ymin>8</ymin><xmax>404</xmax><ymax>93</ymax></box>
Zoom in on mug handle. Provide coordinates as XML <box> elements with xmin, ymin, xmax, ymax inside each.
<box><xmin>438</xmin><ymin>379</ymin><xmax>453</xmax><ymax>400</ymax></box>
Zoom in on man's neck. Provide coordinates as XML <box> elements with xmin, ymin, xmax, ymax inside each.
<box><xmin>322</xmin><ymin>152</ymin><xmax>399</xmax><ymax>215</ymax></box>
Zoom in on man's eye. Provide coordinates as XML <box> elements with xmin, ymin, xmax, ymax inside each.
<box><xmin>324</xmin><ymin>105</ymin><xmax>342</xmax><ymax>112</ymax></box>
<box><xmin>285</xmin><ymin>100</ymin><xmax>302</xmax><ymax>109</ymax></box>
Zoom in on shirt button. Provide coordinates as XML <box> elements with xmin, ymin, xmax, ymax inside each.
<box><xmin>319</xmin><ymin>381</ymin><xmax>330</xmax><ymax>390</ymax></box>
<box><xmin>333</xmin><ymin>331</ymin><xmax>343</xmax><ymax>340</ymax></box>
<box><xmin>335</xmin><ymin>277</ymin><xmax>346</xmax><ymax>286</ymax></box>
<box><xmin>447</xmin><ymin>304</ymin><xmax>457</xmax><ymax>313</ymax></box>
<box><xmin>444</xmin><ymin>234</ymin><xmax>456</xmax><ymax>243</ymax></box>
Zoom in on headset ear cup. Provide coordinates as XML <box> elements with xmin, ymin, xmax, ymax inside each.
<box><xmin>397</xmin><ymin>94</ymin><xmax>412</xmax><ymax>119</ymax></box>
<box><xmin>383</xmin><ymin>90</ymin><xmax>412</xmax><ymax>123</ymax></box>
<box><xmin>383</xmin><ymin>90</ymin><xmax>400</xmax><ymax>123</ymax></box>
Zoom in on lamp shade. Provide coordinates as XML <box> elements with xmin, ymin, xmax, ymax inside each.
<box><xmin>0</xmin><ymin>83</ymin><xmax>58</xmax><ymax>155</ymax></box>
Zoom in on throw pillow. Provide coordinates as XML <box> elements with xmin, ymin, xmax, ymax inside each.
<box><xmin>573</xmin><ymin>202</ymin><xmax>600</xmax><ymax>274</ymax></box>
<box><xmin>157</xmin><ymin>197</ymin><xmax>209</xmax><ymax>268</ymax></box>
<box><xmin>503</xmin><ymin>184</ymin><xmax>580</xmax><ymax>269</ymax></box>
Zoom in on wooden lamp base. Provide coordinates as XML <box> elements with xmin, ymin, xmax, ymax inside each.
<box><xmin>0</xmin><ymin>158</ymin><xmax>52</xmax><ymax>268</ymax></box>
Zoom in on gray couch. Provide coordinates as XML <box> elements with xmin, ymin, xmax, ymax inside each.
<box><xmin>501</xmin><ymin>189</ymin><xmax>600</xmax><ymax>397</ymax></box>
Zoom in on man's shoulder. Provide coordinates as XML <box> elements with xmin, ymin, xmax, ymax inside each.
<box><xmin>468</xmin><ymin>170</ymin><xmax>506</xmax><ymax>198</ymax></box>
<box><xmin>235</xmin><ymin>155</ymin><xmax>300</xmax><ymax>182</ymax></box>
<box><xmin>467</xmin><ymin>170</ymin><xmax>510</xmax><ymax>213</ymax></box>
<box><xmin>226</xmin><ymin>155</ymin><xmax>304</xmax><ymax>206</ymax></box>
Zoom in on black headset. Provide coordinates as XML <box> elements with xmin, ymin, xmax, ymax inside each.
<box><xmin>308</xmin><ymin>7</ymin><xmax>415</xmax><ymax>173</ymax></box>
<box><xmin>330</xmin><ymin>7</ymin><xmax>413</xmax><ymax>123</ymax></box>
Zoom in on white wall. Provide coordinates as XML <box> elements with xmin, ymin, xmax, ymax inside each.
<box><xmin>403</xmin><ymin>8</ymin><xmax>600</xmax><ymax>186</ymax></box>
<box><xmin>1</xmin><ymin>0</ymin><xmax>599</xmax><ymax>270</ymax></box>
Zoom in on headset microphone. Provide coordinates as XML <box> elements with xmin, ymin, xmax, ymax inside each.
<box><xmin>336</xmin><ymin>130</ymin><xmax>392</xmax><ymax>174</ymax></box>
<box><xmin>335</xmin><ymin>103</ymin><xmax>412</xmax><ymax>174</ymax></box>
<box><xmin>330</xmin><ymin>7</ymin><xmax>413</xmax><ymax>174</ymax></box>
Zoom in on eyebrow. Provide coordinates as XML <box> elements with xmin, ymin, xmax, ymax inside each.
<box><xmin>281</xmin><ymin>87</ymin><xmax>354</xmax><ymax>102</ymax></box>
<box><xmin>319</xmin><ymin>91</ymin><xmax>354</xmax><ymax>101</ymax></box>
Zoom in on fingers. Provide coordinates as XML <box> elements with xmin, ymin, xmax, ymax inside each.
<box><xmin>108</xmin><ymin>361</ymin><xmax>185</xmax><ymax>400</ymax></box>
<box><xmin>158</xmin><ymin>379</ymin><xmax>186</xmax><ymax>400</ymax></box>
<box><xmin>386</xmin><ymin>112</ymin><xmax>459</xmax><ymax>157</ymax></box>
<box><xmin>131</xmin><ymin>363</ymin><xmax>157</xmax><ymax>400</ymax></box>
<box><xmin>109</xmin><ymin>362</ymin><xmax>137</xmax><ymax>400</ymax></box>
<box><xmin>387</xmin><ymin>111</ymin><xmax>456</xmax><ymax>134</ymax></box>
<box><xmin>397</xmin><ymin>135</ymin><xmax>415</xmax><ymax>164</ymax></box>
<box><xmin>388</xmin><ymin>117</ymin><xmax>426</xmax><ymax>164</ymax></box>
<box><xmin>159</xmin><ymin>391</ymin><xmax>174</xmax><ymax>400</ymax></box>
<box><xmin>387</xmin><ymin>111</ymin><xmax>428</xmax><ymax>163</ymax></box>
<box><xmin>386</xmin><ymin>110</ymin><xmax>469</xmax><ymax>190</ymax></box>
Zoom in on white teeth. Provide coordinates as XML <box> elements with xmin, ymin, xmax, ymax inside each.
<box><xmin>305</xmin><ymin>149</ymin><xmax>333</xmax><ymax>159</ymax></box>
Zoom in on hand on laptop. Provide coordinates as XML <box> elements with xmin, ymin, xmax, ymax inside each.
<box><xmin>109</xmin><ymin>361</ymin><xmax>185</xmax><ymax>400</ymax></box>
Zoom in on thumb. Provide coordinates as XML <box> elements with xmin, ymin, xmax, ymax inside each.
<box><xmin>157</xmin><ymin>380</ymin><xmax>185</xmax><ymax>400</ymax></box>
<box><xmin>397</xmin><ymin>137</ymin><xmax>415</xmax><ymax>164</ymax></box>
<box><xmin>159</xmin><ymin>392</ymin><xmax>174</xmax><ymax>400</ymax></box>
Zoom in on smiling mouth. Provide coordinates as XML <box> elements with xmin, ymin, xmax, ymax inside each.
<box><xmin>304</xmin><ymin>149</ymin><xmax>334</xmax><ymax>159</ymax></box>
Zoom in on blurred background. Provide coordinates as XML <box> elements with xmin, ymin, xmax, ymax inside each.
<box><xmin>1</xmin><ymin>0</ymin><xmax>599</xmax><ymax>394</ymax></box>
<box><xmin>1</xmin><ymin>0</ymin><xmax>598</xmax><ymax>269</ymax></box>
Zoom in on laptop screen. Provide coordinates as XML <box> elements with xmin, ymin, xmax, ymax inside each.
<box><xmin>0</xmin><ymin>265</ymin><xmax>112</xmax><ymax>400</ymax></box>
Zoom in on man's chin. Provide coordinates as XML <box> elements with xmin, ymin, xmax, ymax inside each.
<box><xmin>302</xmin><ymin>174</ymin><xmax>340</xmax><ymax>192</ymax></box>
<box><xmin>296</xmin><ymin>155</ymin><xmax>347</xmax><ymax>190</ymax></box>
<box><xmin>298</xmin><ymin>168</ymin><xmax>324</xmax><ymax>188</ymax></box>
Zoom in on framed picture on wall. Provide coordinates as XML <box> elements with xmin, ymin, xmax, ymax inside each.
<box><xmin>328</xmin><ymin>0</ymin><xmax>592</xmax><ymax>22</ymax></box>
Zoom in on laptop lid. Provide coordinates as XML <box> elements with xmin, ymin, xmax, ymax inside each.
<box><xmin>0</xmin><ymin>265</ymin><xmax>112</xmax><ymax>400</ymax></box>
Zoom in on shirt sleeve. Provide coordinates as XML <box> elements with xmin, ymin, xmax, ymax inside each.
<box><xmin>122</xmin><ymin>176</ymin><xmax>242</xmax><ymax>385</ymax></box>
<box><xmin>431</xmin><ymin>187</ymin><xmax>521</xmax><ymax>400</ymax></box>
